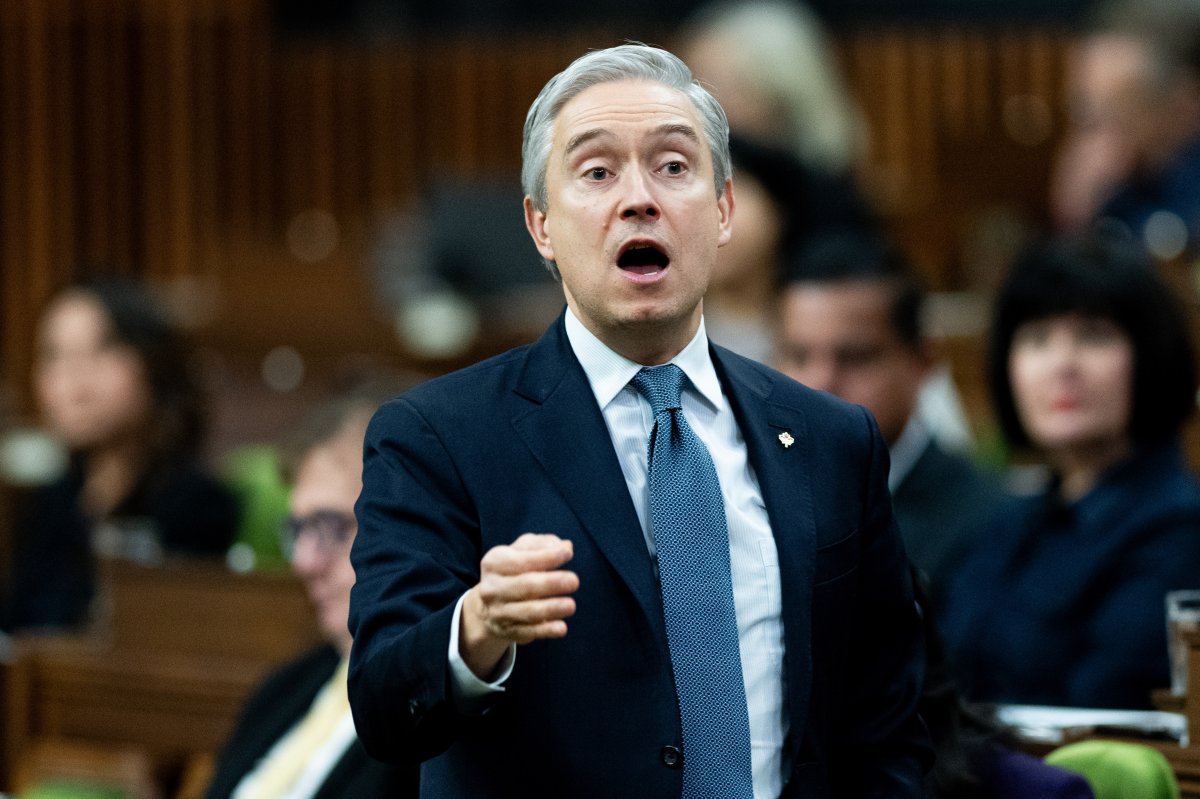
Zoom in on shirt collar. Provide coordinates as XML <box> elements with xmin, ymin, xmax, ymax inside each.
<box><xmin>564</xmin><ymin>307</ymin><xmax>723</xmax><ymax>411</ymax></box>
<box><xmin>888</xmin><ymin>414</ymin><xmax>930</xmax><ymax>492</ymax></box>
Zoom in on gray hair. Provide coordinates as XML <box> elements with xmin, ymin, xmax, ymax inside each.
<box><xmin>521</xmin><ymin>43</ymin><xmax>732</xmax><ymax>221</ymax></box>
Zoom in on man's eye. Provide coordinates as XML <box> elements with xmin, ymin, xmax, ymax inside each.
<box><xmin>663</xmin><ymin>161</ymin><xmax>684</xmax><ymax>175</ymax></box>
<box><xmin>783</xmin><ymin>349</ymin><xmax>809</xmax><ymax>367</ymax></box>
<box><xmin>839</xmin><ymin>349</ymin><xmax>882</xmax><ymax>367</ymax></box>
<box><xmin>587</xmin><ymin>167</ymin><xmax>609</xmax><ymax>180</ymax></box>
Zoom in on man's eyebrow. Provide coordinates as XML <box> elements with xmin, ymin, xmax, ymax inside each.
<box><xmin>653</xmin><ymin>123</ymin><xmax>701</xmax><ymax>145</ymax></box>
<box><xmin>564</xmin><ymin>129</ymin><xmax>612</xmax><ymax>159</ymax></box>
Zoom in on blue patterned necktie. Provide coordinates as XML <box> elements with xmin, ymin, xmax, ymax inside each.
<box><xmin>630</xmin><ymin>364</ymin><xmax>754</xmax><ymax>799</ymax></box>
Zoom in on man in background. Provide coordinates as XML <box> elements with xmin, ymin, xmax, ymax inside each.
<box><xmin>776</xmin><ymin>235</ymin><xmax>1006</xmax><ymax>598</ymax></box>
<box><xmin>206</xmin><ymin>382</ymin><xmax>418</xmax><ymax>799</ymax></box>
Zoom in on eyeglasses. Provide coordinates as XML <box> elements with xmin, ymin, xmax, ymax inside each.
<box><xmin>279</xmin><ymin>509</ymin><xmax>357</xmax><ymax>559</ymax></box>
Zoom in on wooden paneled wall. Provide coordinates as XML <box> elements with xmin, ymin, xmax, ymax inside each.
<box><xmin>843</xmin><ymin>27</ymin><xmax>1066</xmax><ymax>286</ymax></box>
<box><xmin>0</xmin><ymin>0</ymin><xmax>1071</xmax><ymax>418</ymax></box>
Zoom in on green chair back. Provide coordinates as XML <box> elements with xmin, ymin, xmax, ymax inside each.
<box><xmin>1045</xmin><ymin>739</ymin><xmax>1180</xmax><ymax>799</ymax></box>
<box><xmin>222</xmin><ymin>444</ymin><xmax>291</xmax><ymax>571</ymax></box>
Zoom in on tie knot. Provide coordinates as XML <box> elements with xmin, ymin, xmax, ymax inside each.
<box><xmin>631</xmin><ymin>364</ymin><xmax>685</xmax><ymax>416</ymax></box>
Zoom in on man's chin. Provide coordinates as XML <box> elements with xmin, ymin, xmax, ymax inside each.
<box><xmin>615</xmin><ymin>305</ymin><xmax>701</xmax><ymax>335</ymax></box>
<box><xmin>610</xmin><ymin>294</ymin><xmax>696</xmax><ymax>322</ymax></box>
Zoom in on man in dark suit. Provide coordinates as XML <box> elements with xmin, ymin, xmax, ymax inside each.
<box><xmin>775</xmin><ymin>235</ymin><xmax>1007</xmax><ymax>599</ymax></box>
<box><xmin>349</xmin><ymin>43</ymin><xmax>929</xmax><ymax>798</ymax></box>
<box><xmin>206</xmin><ymin>385</ymin><xmax>418</xmax><ymax>799</ymax></box>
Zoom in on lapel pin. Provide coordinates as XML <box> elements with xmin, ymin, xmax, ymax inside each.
<box><xmin>777</xmin><ymin>431</ymin><xmax>794</xmax><ymax>449</ymax></box>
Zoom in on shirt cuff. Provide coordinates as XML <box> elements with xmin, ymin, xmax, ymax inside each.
<box><xmin>448</xmin><ymin>591</ymin><xmax>516</xmax><ymax>712</ymax></box>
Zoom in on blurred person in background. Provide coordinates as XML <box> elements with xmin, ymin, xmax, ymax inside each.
<box><xmin>704</xmin><ymin>134</ymin><xmax>877</xmax><ymax>364</ymax></box>
<box><xmin>679</xmin><ymin>0</ymin><xmax>866</xmax><ymax>179</ymax></box>
<box><xmin>680</xmin><ymin>0</ymin><xmax>877</xmax><ymax>365</ymax></box>
<box><xmin>1051</xmin><ymin>0</ymin><xmax>1200</xmax><ymax>259</ymax></box>
<box><xmin>1</xmin><ymin>278</ymin><xmax>238</xmax><ymax>633</ymax></box>
<box><xmin>206</xmin><ymin>380</ymin><xmax>419</xmax><ymax>799</ymax></box>
<box><xmin>938</xmin><ymin>234</ymin><xmax>1200</xmax><ymax>709</ymax></box>
<box><xmin>681</xmin><ymin>1</ymin><xmax>976</xmax><ymax>451</ymax></box>
<box><xmin>775</xmin><ymin>235</ymin><xmax>1007</xmax><ymax>600</ymax></box>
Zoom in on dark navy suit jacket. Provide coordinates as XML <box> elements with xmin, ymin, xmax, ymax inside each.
<box><xmin>348</xmin><ymin>315</ymin><xmax>929</xmax><ymax>798</ymax></box>
<box><xmin>892</xmin><ymin>436</ymin><xmax>1007</xmax><ymax>601</ymax></box>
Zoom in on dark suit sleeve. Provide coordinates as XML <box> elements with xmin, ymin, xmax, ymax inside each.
<box><xmin>347</xmin><ymin>397</ymin><xmax>488</xmax><ymax>764</ymax></box>
<box><xmin>835</xmin><ymin>407</ymin><xmax>931</xmax><ymax>797</ymax></box>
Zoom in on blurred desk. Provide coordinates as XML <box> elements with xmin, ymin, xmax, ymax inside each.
<box><xmin>95</xmin><ymin>557</ymin><xmax>319</xmax><ymax>661</ymax></box>
<box><xmin>1153</xmin><ymin>635</ymin><xmax>1200</xmax><ymax>798</ymax></box>
<box><xmin>0</xmin><ymin>558</ymin><xmax>321</xmax><ymax>796</ymax></box>
<box><xmin>1150</xmin><ymin>742</ymin><xmax>1200</xmax><ymax>798</ymax></box>
<box><xmin>997</xmin><ymin>704</ymin><xmax>1186</xmax><ymax>746</ymax></box>
<box><xmin>1001</xmin><ymin>631</ymin><xmax>1200</xmax><ymax>798</ymax></box>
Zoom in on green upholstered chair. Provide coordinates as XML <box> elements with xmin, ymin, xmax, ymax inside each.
<box><xmin>1045</xmin><ymin>739</ymin><xmax>1180</xmax><ymax>799</ymax></box>
<box><xmin>221</xmin><ymin>444</ymin><xmax>291</xmax><ymax>571</ymax></box>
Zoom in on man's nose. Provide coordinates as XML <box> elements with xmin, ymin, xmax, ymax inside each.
<box><xmin>619</xmin><ymin>169</ymin><xmax>659</xmax><ymax>219</ymax></box>
<box><xmin>800</xmin><ymin>361</ymin><xmax>840</xmax><ymax>395</ymax></box>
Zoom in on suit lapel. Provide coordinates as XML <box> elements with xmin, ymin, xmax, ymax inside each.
<box><xmin>711</xmin><ymin>345</ymin><xmax>817</xmax><ymax>762</ymax></box>
<box><xmin>510</xmin><ymin>317</ymin><xmax>665</xmax><ymax>645</ymax></box>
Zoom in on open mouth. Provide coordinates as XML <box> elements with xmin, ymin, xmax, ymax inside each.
<box><xmin>617</xmin><ymin>243</ymin><xmax>670</xmax><ymax>275</ymax></box>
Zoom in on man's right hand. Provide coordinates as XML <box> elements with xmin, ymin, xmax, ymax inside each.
<box><xmin>459</xmin><ymin>533</ymin><xmax>579</xmax><ymax>680</ymax></box>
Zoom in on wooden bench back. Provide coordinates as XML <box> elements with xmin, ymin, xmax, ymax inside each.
<box><xmin>1</xmin><ymin>557</ymin><xmax>323</xmax><ymax>796</ymax></box>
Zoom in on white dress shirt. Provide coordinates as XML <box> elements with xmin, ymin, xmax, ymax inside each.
<box><xmin>450</xmin><ymin>309</ymin><xmax>786</xmax><ymax>798</ymax></box>
<box><xmin>887</xmin><ymin>414</ymin><xmax>930</xmax><ymax>493</ymax></box>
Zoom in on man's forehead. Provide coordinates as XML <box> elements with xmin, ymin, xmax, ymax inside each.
<box><xmin>786</xmin><ymin>285</ymin><xmax>900</xmax><ymax>333</ymax></box>
<box><xmin>788</xmin><ymin>280</ymin><xmax>894</xmax><ymax>310</ymax></box>
<box><xmin>552</xmin><ymin>79</ymin><xmax>705</xmax><ymax>143</ymax></box>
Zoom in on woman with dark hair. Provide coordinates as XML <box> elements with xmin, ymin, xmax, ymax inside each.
<box><xmin>937</xmin><ymin>234</ymin><xmax>1200</xmax><ymax>708</ymax></box>
<box><xmin>2</xmin><ymin>278</ymin><xmax>238</xmax><ymax>632</ymax></box>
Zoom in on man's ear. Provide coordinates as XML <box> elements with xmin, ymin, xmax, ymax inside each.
<box><xmin>717</xmin><ymin>178</ymin><xmax>735</xmax><ymax>248</ymax></box>
<box><xmin>524</xmin><ymin>196</ymin><xmax>556</xmax><ymax>261</ymax></box>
